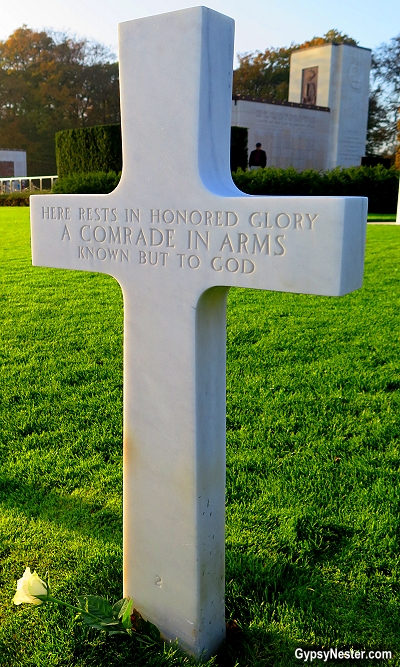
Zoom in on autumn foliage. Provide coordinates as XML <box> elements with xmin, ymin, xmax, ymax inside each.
<box><xmin>0</xmin><ymin>26</ymin><xmax>120</xmax><ymax>175</ymax></box>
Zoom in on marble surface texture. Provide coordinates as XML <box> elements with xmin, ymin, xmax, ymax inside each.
<box><xmin>30</xmin><ymin>6</ymin><xmax>368</xmax><ymax>658</ymax></box>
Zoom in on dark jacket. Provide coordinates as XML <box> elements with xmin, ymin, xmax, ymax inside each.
<box><xmin>249</xmin><ymin>148</ymin><xmax>267</xmax><ymax>168</ymax></box>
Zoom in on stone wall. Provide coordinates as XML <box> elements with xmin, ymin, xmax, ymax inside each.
<box><xmin>231</xmin><ymin>98</ymin><xmax>330</xmax><ymax>171</ymax></box>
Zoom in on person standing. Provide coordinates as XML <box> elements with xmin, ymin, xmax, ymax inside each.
<box><xmin>249</xmin><ymin>142</ymin><xmax>267</xmax><ymax>170</ymax></box>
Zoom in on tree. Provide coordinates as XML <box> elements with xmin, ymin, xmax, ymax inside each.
<box><xmin>0</xmin><ymin>26</ymin><xmax>120</xmax><ymax>175</ymax></box>
<box><xmin>233</xmin><ymin>30</ymin><xmax>358</xmax><ymax>101</ymax></box>
<box><xmin>369</xmin><ymin>35</ymin><xmax>400</xmax><ymax>157</ymax></box>
<box><xmin>233</xmin><ymin>46</ymin><xmax>294</xmax><ymax>101</ymax></box>
<box><xmin>365</xmin><ymin>88</ymin><xmax>393</xmax><ymax>156</ymax></box>
<box><xmin>396</xmin><ymin>118</ymin><xmax>400</xmax><ymax>169</ymax></box>
<box><xmin>296</xmin><ymin>29</ymin><xmax>357</xmax><ymax>50</ymax></box>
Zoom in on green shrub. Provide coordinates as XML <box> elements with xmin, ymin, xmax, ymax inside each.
<box><xmin>52</xmin><ymin>171</ymin><xmax>120</xmax><ymax>194</ymax></box>
<box><xmin>230</xmin><ymin>126</ymin><xmax>248</xmax><ymax>172</ymax></box>
<box><xmin>55</xmin><ymin>125</ymin><xmax>122</xmax><ymax>178</ymax></box>
<box><xmin>51</xmin><ymin>162</ymin><xmax>399</xmax><ymax>215</ymax></box>
<box><xmin>232</xmin><ymin>164</ymin><xmax>400</xmax><ymax>213</ymax></box>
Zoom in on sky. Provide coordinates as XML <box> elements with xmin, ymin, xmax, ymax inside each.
<box><xmin>1</xmin><ymin>0</ymin><xmax>399</xmax><ymax>65</ymax></box>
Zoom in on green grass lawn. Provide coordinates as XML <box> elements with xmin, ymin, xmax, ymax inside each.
<box><xmin>1</xmin><ymin>208</ymin><xmax>400</xmax><ymax>666</ymax></box>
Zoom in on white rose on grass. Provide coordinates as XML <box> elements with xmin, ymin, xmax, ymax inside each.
<box><xmin>13</xmin><ymin>567</ymin><xmax>48</xmax><ymax>605</ymax></box>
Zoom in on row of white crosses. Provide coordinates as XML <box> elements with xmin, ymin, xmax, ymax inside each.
<box><xmin>31</xmin><ymin>7</ymin><xmax>367</xmax><ymax>659</ymax></box>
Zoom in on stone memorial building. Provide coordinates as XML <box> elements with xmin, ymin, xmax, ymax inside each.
<box><xmin>0</xmin><ymin>149</ymin><xmax>27</xmax><ymax>177</ymax></box>
<box><xmin>232</xmin><ymin>42</ymin><xmax>371</xmax><ymax>170</ymax></box>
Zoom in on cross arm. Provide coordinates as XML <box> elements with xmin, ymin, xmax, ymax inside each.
<box><xmin>31</xmin><ymin>191</ymin><xmax>367</xmax><ymax>298</ymax></box>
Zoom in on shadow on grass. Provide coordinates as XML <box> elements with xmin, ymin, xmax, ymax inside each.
<box><xmin>0</xmin><ymin>476</ymin><xmax>122</xmax><ymax>540</ymax></box>
<box><xmin>221</xmin><ymin>548</ymin><xmax>400</xmax><ymax>666</ymax></box>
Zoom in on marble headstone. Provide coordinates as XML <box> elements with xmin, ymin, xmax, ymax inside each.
<box><xmin>30</xmin><ymin>6</ymin><xmax>367</xmax><ymax>659</ymax></box>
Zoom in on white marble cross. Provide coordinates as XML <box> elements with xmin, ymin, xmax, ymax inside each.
<box><xmin>31</xmin><ymin>6</ymin><xmax>367</xmax><ymax>659</ymax></box>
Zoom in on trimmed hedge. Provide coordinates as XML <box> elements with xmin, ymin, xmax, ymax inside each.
<box><xmin>55</xmin><ymin>125</ymin><xmax>122</xmax><ymax>178</ymax></box>
<box><xmin>52</xmin><ymin>171</ymin><xmax>120</xmax><ymax>195</ymax></box>
<box><xmin>230</xmin><ymin>126</ymin><xmax>248</xmax><ymax>172</ymax></box>
<box><xmin>232</xmin><ymin>165</ymin><xmax>400</xmax><ymax>213</ymax></box>
<box><xmin>55</xmin><ymin>123</ymin><xmax>248</xmax><ymax>177</ymax></box>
